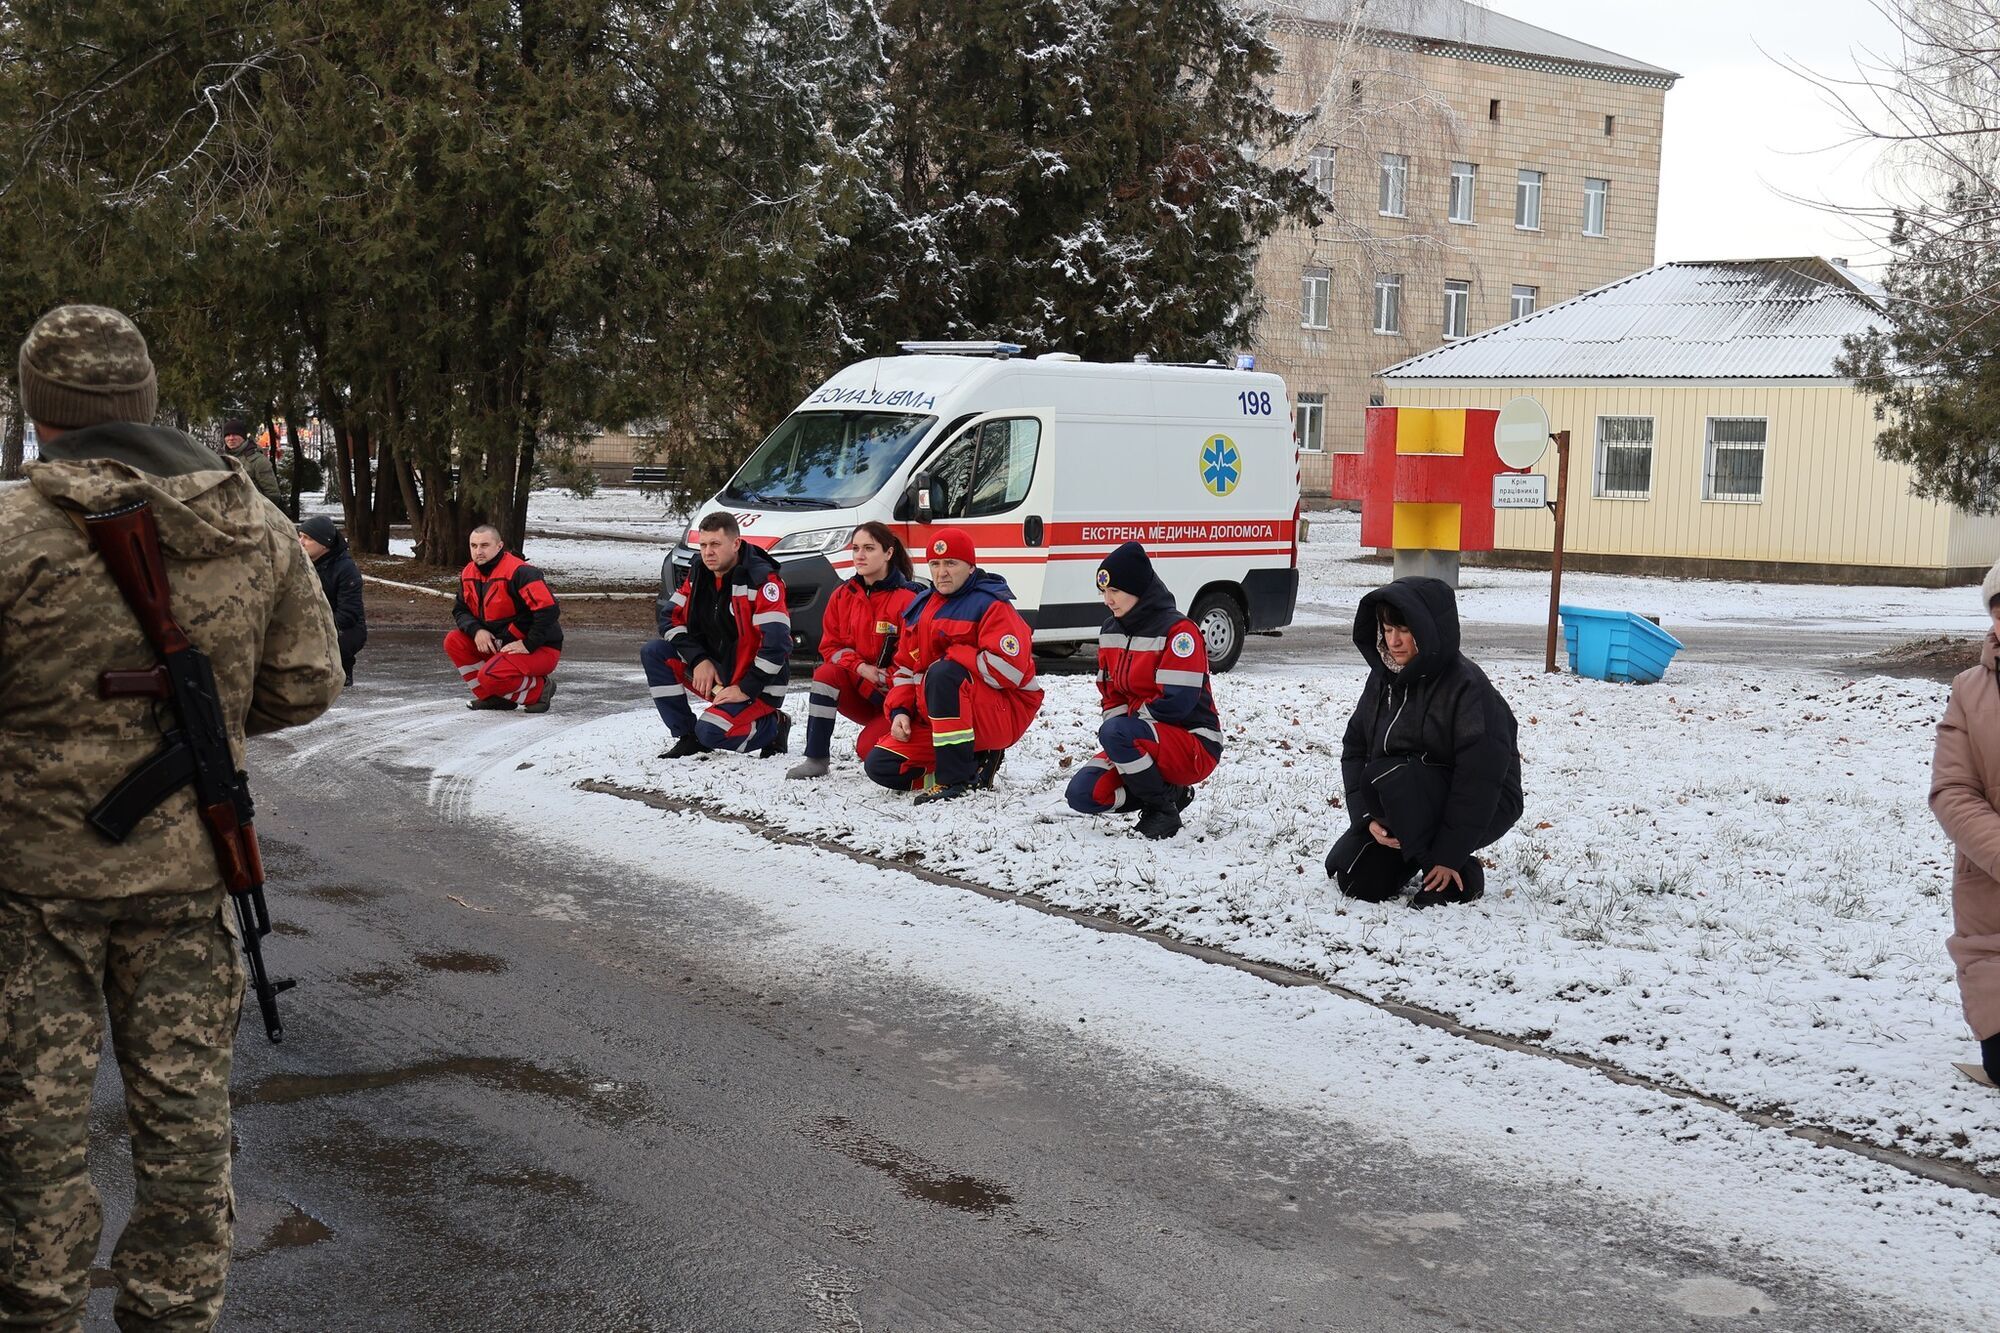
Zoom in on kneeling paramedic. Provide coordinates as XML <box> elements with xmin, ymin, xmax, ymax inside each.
<box><xmin>444</xmin><ymin>524</ymin><xmax>563</xmax><ymax>712</ymax></box>
<box><xmin>865</xmin><ymin>527</ymin><xmax>1041</xmax><ymax>803</ymax></box>
<box><xmin>1064</xmin><ymin>542</ymin><xmax>1223</xmax><ymax>839</ymax></box>
<box><xmin>788</xmin><ymin>521</ymin><xmax>920</xmax><ymax>779</ymax></box>
<box><xmin>642</xmin><ymin>511</ymin><xmax>793</xmax><ymax>758</ymax></box>
<box><xmin>1326</xmin><ymin>577</ymin><xmax>1523</xmax><ymax>908</ymax></box>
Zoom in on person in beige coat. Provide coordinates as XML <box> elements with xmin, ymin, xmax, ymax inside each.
<box><xmin>1929</xmin><ymin>559</ymin><xmax>2000</xmax><ymax>1088</ymax></box>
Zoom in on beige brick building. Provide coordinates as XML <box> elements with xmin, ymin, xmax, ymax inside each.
<box><xmin>1249</xmin><ymin>3</ymin><xmax>1677</xmax><ymax>496</ymax></box>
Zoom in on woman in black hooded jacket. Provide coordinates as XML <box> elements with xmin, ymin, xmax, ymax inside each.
<box><xmin>299</xmin><ymin>514</ymin><xmax>367</xmax><ymax>684</ymax></box>
<box><xmin>1326</xmin><ymin>576</ymin><xmax>1522</xmax><ymax>907</ymax></box>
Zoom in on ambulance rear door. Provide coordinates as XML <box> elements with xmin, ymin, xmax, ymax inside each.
<box><xmin>899</xmin><ymin>410</ymin><xmax>1057</xmax><ymax>621</ymax></box>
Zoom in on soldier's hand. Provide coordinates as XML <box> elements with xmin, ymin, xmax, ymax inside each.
<box><xmin>691</xmin><ymin>660</ymin><xmax>720</xmax><ymax>700</ymax></box>
<box><xmin>891</xmin><ymin>714</ymin><xmax>913</xmax><ymax>743</ymax></box>
<box><xmin>1368</xmin><ymin>819</ymin><xmax>1400</xmax><ymax>850</ymax></box>
<box><xmin>474</xmin><ymin>629</ymin><xmax>500</xmax><ymax>656</ymax></box>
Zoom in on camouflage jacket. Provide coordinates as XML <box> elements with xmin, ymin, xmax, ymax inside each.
<box><xmin>222</xmin><ymin>439</ymin><xmax>284</xmax><ymax>507</ymax></box>
<box><xmin>0</xmin><ymin>424</ymin><xmax>343</xmax><ymax>900</ymax></box>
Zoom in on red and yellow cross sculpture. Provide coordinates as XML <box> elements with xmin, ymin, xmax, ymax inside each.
<box><xmin>1331</xmin><ymin>406</ymin><xmax>1509</xmax><ymax>552</ymax></box>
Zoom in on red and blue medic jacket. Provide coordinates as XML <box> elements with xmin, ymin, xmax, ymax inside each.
<box><xmin>1097</xmin><ymin>604</ymin><xmax>1223</xmax><ymax>759</ymax></box>
<box><xmin>660</xmin><ymin>542</ymin><xmax>791</xmax><ymax>711</ymax></box>
<box><xmin>453</xmin><ymin>550</ymin><xmax>563</xmax><ymax>650</ymax></box>
<box><xmin>885</xmin><ymin>569</ymin><xmax>1042</xmax><ymax>721</ymax></box>
<box><xmin>819</xmin><ymin>569</ymin><xmax>921</xmax><ymax>675</ymax></box>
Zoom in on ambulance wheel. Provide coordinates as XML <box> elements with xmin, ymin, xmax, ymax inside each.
<box><xmin>1190</xmin><ymin>590</ymin><xmax>1247</xmax><ymax>673</ymax></box>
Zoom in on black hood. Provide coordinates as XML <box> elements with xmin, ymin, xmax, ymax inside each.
<box><xmin>38</xmin><ymin>421</ymin><xmax>221</xmax><ymax>478</ymax></box>
<box><xmin>1103</xmin><ymin>568</ymin><xmax>1181</xmax><ymax>636</ymax></box>
<box><xmin>735</xmin><ymin>540</ymin><xmax>781</xmax><ymax>589</ymax></box>
<box><xmin>1352</xmin><ymin>577</ymin><xmax>1461</xmax><ymax>680</ymax></box>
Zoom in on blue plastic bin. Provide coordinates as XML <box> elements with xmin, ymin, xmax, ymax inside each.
<box><xmin>1557</xmin><ymin>605</ymin><xmax>1685</xmax><ymax>683</ymax></box>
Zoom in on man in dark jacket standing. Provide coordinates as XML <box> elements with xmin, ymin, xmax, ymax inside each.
<box><xmin>444</xmin><ymin>525</ymin><xmax>562</xmax><ymax>713</ymax></box>
<box><xmin>1326</xmin><ymin>577</ymin><xmax>1523</xmax><ymax>907</ymax></box>
<box><xmin>642</xmin><ymin>511</ymin><xmax>793</xmax><ymax>758</ymax></box>
<box><xmin>299</xmin><ymin>515</ymin><xmax>366</xmax><ymax>684</ymax></box>
<box><xmin>218</xmin><ymin>417</ymin><xmax>282</xmax><ymax>508</ymax></box>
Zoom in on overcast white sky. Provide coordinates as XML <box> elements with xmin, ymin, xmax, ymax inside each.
<box><xmin>1490</xmin><ymin>0</ymin><xmax>1902</xmax><ymax>270</ymax></box>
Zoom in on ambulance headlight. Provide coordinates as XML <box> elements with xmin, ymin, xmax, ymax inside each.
<box><xmin>770</xmin><ymin>527</ymin><xmax>852</xmax><ymax>557</ymax></box>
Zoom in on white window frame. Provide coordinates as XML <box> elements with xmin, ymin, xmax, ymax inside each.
<box><xmin>1372</xmin><ymin>274</ymin><xmax>1402</xmax><ymax>335</ymax></box>
<box><xmin>1510</xmin><ymin>284</ymin><xmax>1538</xmax><ymax>321</ymax></box>
<box><xmin>1448</xmin><ymin>161</ymin><xmax>1477</xmax><ymax>224</ymax></box>
<box><xmin>1300</xmin><ymin>267</ymin><xmax>1331</xmax><ymax>330</ymax></box>
<box><xmin>1592</xmin><ymin>416</ymin><xmax>1654</xmax><ymax>500</ymax></box>
<box><xmin>1703</xmin><ymin>417</ymin><xmax>1768</xmax><ymax>503</ymax></box>
<box><xmin>1294</xmin><ymin>393</ymin><xmax>1326</xmax><ymax>453</ymax></box>
<box><xmin>1378</xmin><ymin>152</ymin><xmax>1408</xmax><ymax>218</ymax></box>
<box><xmin>1442</xmin><ymin>279</ymin><xmax>1470</xmax><ymax>340</ymax></box>
<box><xmin>1515</xmin><ymin>168</ymin><xmax>1544</xmax><ymax>231</ymax></box>
<box><xmin>1307</xmin><ymin>144</ymin><xmax>1336</xmax><ymax>197</ymax></box>
<box><xmin>1583</xmin><ymin>177</ymin><xmax>1609</xmax><ymax>237</ymax></box>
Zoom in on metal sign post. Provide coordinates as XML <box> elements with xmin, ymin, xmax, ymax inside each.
<box><xmin>1543</xmin><ymin>429</ymin><xmax>1571</xmax><ymax>674</ymax></box>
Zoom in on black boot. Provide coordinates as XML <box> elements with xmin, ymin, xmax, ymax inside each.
<box><xmin>467</xmin><ymin>695</ymin><xmax>517</xmax><ymax>711</ymax></box>
<box><xmin>1983</xmin><ymin>1032</ymin><xmax>2000</xmax><ymax>1087</ymax></box>
<box><xmin>1169</xmin><ymin>785</ymin><xmax>1195</xmax><ymax>813</ymax></box>
<box><xmin>974</xmin><ymin>750</ymin><xmax>1005</xmax><ymax>789</ymax></box>
<box><xmin>1134</xmin><ymin>797</ymin><xmax>1182</xmax><ymax>840</ymax></box>
<box><xmin>1411</xmin><ymin>859</ymin><xmax>1487</xmax><ymax>910</ymax></box>
<box><xmin>759</xmin><ymin>711</ymin><xmax>793</xmax><ymax>758</ymax></box>
<box><xmin>914</xmin><ymin>779</ymin><xmax>974</xmax><ymax>806</ymax></box>
<box><xmin>660</xmin><ymin>733</ymin><xmax>705</xmax><ymax>759</ymax></box>
<box><xmin>523</xmin><ymin>679</ymin><xmax>557</xmax><ymax>714</ymax></box>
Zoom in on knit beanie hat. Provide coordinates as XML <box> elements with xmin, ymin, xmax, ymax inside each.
<box><xmin>299</xmin><ymin>515</ymin><xmax>339</xmax><ymax>547</ymax></box>
<box><xmin>924</xmin><ymin>526</ymin><xmax>976</xmax><ymax>566</ymax></box>
<box><xmin>1984</xmin><ymin>558</ymin><xmax>2000</xmax><ymax>611</ymax></box>
<box><xmin>222</xmin><ymin>417</ymin><xmax>249</xmax><ymax>439</ymax></box>
<box><xmin>1096</xmin><ymin>541</ymin><xmax>1155</xmax><ymax>595</ymax></box>
<box><xmin>17</xmin><ymin>305</ymin><xmax>158</xmax><ymax>430</ymax></box>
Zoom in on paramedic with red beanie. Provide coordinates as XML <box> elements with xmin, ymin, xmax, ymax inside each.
<box><xmin>1064</xmin><ymin>541</ymin><xmax>1223</xmax><ymax>839</ymax></box>
<box><xmin>865</xmin><ymin>526</ymin><xmax>1042</xmax><ymax>803</ymax></box>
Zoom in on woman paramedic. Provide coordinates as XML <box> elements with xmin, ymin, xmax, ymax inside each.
<box><xmin>788</xmin><ymin>522</ymin><xmax>922</xmax><ymax>779</ymax></box>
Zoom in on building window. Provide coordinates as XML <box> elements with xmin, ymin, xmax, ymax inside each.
<box><xmin>1379</xmin><ymin>153</ymin><xmax>1408</xmax><ymax>217</ymax></box>
<box><xmin>1704</xmin><ymin>417</ymin><xmax>1768</xmax><ymax>502</ymax></box>
<box><xmin>1489</xmin><ymin>98</ymin><xmax>1501</xmax><ymax>121</ymax></box>
<box><xmin>1443</xmin><ymin>280</ymin><xmax>1470</xmax><ymax>339</ymax></box>
<box><xmin>1300</xmin><ymin>268</ymin><xmax>1331</xmax><ymax>329</ymax></box>
<box><xmin>1584</xmin><ymin>177</ymin><xmax>1609</xmax><ymax>236</ymax></box>
<box><xmin>1515</xmin><ymin>169</ymin><xmax>1543</xmax><ymax>230</ymax></box>
<box><xmin>1604</xmin><ymin>114</ymin><xmax>1616</xmax><ymax>137</ymax></box>
<box><xmin>1510</xmin><ymin>284</ymin><xmax>1538</xmax><ymax>320</ymax></box>
<box><xmin>1593</xmin><ymin>417</ymin><xmax>1654</xmax><ymax>499</ymax></box>
<box><xmin>1306</xmin><ymin>144</ymin><xmax>1336</xmax><ymax>197</ymax></box>
<box><xmin>1373</xmin><ymin>274</ymin><xmax>1402</xmax><ymax>334</ymax></box>
<box><xmin>1295</xmin><ymin>393</ymin><xmax>1326</xmax><ymax>452</ymax></box>
<box><xmin>1448</xmin><ymin>161</ymin><xmax>1477</xmax><ymax>223</ymax></box>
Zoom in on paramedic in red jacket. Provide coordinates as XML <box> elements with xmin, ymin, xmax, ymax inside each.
<box><xmin>1065</xmin><ymin>542</ymin><xmax>1223</xmax><ymax>839</ymax></box>
<box><xmin>865</xmin><ymin>527</ymin><xmax>1042</xmax><ymax>803</ymax></box>
<box><xmin>641</xmin><ymin>511</ymin><xmax>794</xmax><ymax>758</ymax></box>
<box><xmin>443</xmin><ymin>525</ymin><xmax>563</xmax><ymax>712</ymax></box>
<box><xmin>788</xmin><ymin>521</ymin><xmax>921</xmax><ymax>779</ymax></box>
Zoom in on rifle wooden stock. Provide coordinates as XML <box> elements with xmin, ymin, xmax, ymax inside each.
<box><xmin>85</xmin><ymin>504</ymin><xmax>191</xmax><ymax>655</ymax></box>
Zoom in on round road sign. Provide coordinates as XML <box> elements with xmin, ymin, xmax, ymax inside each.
<box><xmin>1495</xmin><ymin>396</ymin><xmax>1551</xmax><ymax>470</ymax></box>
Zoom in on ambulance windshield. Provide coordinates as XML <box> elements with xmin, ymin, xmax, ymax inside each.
<box><xmin>722</xmin><ymin>410</ymin><xmax>937</xmax><ymax>510</ymax></box>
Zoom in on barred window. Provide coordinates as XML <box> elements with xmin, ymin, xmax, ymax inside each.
<box><xmin>1704</xmin><ymin>417</ymin><xmax>1767</xmax><ymax>502</ymax></box>
<box><xmin>1593</xmin><ymin>417</ymin><xmax>1653</xmax><ymax>499</ymax></box>
<box><xmin>1295</xmin><ymin>393</ymin><xmax>1326</xmax><ymax>452</ymax></box>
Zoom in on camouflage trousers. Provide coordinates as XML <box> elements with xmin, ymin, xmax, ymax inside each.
<box><xmin>0</xmin><ymin>891</ymin><xmax>241</xmax><ymax>1331</ymax></box>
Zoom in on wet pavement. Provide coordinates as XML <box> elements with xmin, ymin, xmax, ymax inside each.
<box><xmin>70</xmin><ymin>627</ymin><xmax>1922</xmax><ymax>1331</ymax></box>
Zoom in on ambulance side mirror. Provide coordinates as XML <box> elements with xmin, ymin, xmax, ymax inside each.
<box><xmin>912</xmin><ymin>472</ymin><xmax>938</xmax><ymax>522</ymax></box>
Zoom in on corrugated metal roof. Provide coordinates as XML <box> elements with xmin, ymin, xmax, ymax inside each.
<box><xmin>1277</xmin><ymin>1</ymin><xmax>1679</xmax><ymax>83</ymax></box>
<box><xmin>1380</xmin><ymin>259</ymin><xmax>1886</xmax><ymax>381</ymax></box>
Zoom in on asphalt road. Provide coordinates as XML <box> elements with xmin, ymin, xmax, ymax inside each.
<box><xmin>72</xmin><ymin>628</ymin><xmax>1916</xmax><ymax>1331</ymax></box>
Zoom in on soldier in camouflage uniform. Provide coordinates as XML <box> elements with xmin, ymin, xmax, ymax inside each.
<box><xmin>216</xmin><ymin>418</ymin><xmax>282</xmax><ymax>508</ymax></box>
<box><xmin>0</xmin><ymin>307</ymin><xmax>343</xmax><ymax>1330</ymax></box>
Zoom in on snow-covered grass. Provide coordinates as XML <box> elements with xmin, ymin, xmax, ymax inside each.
<box><xmin>487</xmin><ymin>659</ymin><xmax>1999</xmax><ymax>1175</ymax></box>
<box><xmin>387</xmin><ymin>534</ymin><xmax>664</xmax><ymax>587</ymax></box>
<box><xmin>1301</xmin><ymin>509</ymin><xmax>1984</xmax><ymax>634</ymax></box>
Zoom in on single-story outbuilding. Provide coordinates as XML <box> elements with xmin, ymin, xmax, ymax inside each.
<box><xmin>1377</xmin><ymin>256</ymin><xmax>2000</xmax><ymax>585</ymax></box>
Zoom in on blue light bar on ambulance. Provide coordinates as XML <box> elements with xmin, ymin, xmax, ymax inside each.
<box><xmin>896</xmin><ymin>341</ymin><xmax>1025</xmax><ymax>358</ymax></box>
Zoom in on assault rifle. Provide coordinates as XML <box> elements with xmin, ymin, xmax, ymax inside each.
<box><xmin>79</xmin><ymin>501</ymin><xmax>296</xmax><ymax>1043</ymax></box>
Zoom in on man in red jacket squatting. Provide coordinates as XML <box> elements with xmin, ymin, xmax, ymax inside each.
<box><xmin>865</xmin><ymin>526</ymin><xmax>1042</xmax><ymax>803</ymax></box>
<box><xmin>641</xmin><ymin>511</ymin><xmax>794</xmax><ymax>758</ymax></box>
<box><xmin>444</xmin><ymin>524</ymin><xmax>563</xmax><ymax>712</ymax></box>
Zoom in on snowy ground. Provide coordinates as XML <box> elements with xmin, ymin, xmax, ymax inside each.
<box><xmin>437</xmin><ymin>668</ymin><xmax>2000</xmax><ymax>1329</ymax></box>
<box><xmin>387</xmin><ymin>534</ymin><xmax>664</xmax><ymax>587</ymax></box>
<box><xmin>1299</xmin><ymin>509</ymin><xmax>1983</xmax><ymax>635</ymax></box>
<box><xmin>472</xmin><ymin>661</ymin><xmax>1997</xmax><ymax>1179</ymax></box>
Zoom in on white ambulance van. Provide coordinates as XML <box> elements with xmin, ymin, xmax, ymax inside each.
<box><xmin>664</xmin><ymin>342</ymin><xmax>1298</xmax><ymax>671</ymax></box>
